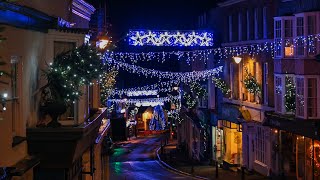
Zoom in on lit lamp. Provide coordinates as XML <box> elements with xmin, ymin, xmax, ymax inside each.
<box><xmin>1</xmin><ymin>93</ymin><xmax>8</xmax><ymax>111</ymax></box>
<box><xmin>233</xmin><ymin>56</ymin><xmax>242</xmax><ymax>64</ymax></box>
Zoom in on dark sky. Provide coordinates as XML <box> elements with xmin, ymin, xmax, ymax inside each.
<box><xmin>106</xmin><ymin>0</ymin><xmax>217</xmax><ymax>41</ymax></box>
<box><xmin>89</xmin><ymin>0</ymin><xmax>217</xmax><ymax>90</ymax></box>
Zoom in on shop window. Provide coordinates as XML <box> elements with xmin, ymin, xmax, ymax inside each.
<box><xmin>255</xmin><ymin>127</ymin><xmax>266</xmax><ymax>164</ymax></box>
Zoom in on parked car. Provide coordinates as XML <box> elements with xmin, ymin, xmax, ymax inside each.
<box><xmin>103</xmin><ymin>136</ymin><xmax>114</xmax><ymax>155</ymax></box>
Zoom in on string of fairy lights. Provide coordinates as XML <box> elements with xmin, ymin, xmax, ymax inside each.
<box><xmin>107</xmin><ymin>58</ymin><xmax>223</xmax><ymax>83</ymax></box>
<box><xmin>111</xmin><ymin>80</ymin><xmax>180</xmax><ymax>96</ymax></box>
<box><xmin>104</xmin><ymin>32</ymin><xmax>320</xmax><ymax>108</ymax></box>
<box><xmin>105</xmin><ymin>33</ymin><xmax>320</xmax><ymax>67</ymax></box>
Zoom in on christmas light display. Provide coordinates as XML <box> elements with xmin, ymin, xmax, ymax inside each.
<box><xmin>128</xmin><ymin>30</ymin><xmax>213</xmax><ymax>46</ymax></box>
<box><xmin>284</xmin><ymin>76</ymin><xmax>296</xmax><ymax>113</ymax></box>
<box><xmin>167</xmin><ymin>110</ymin><xmax>182</xmax><ymax>124</ymax></box>
<box><xmin>100</xmin><ymin>69</ymin><xmax>118</xmax><ymax>106</ymax></box>
<box><xmin>310</xmin><ymin>142</ymin><xmax>320</xmax><ymax>176</ymax></box>
<box><xmin>44</xmin><ymin>44</ymin><xmax>103</xmax><ymax>102</ymax></box>
<box><xmin>243</xmin><ymin>67</ymin><xmax>261</xmax><ymax>95</ymax></box>
<box><xmin>126</xmin><ymin>90</ymin><xmax>158</xmax><ymax>97</ymax></box>
<box><xmin>183</xmin><ymin>93</ymin><xmax>197</xmax><ymax>109</ymax></box>
<box><xmin>212</xmin><ymin>77</ymin><xmax>231</xmax><ymax>95</ymax></box>
<box><xmin>108</xmin><ymin>95</ymin><xmax>180</xmax><ymax>107</ymax></box>
<box><xmin>190</xmin><ymin>82</ymin><xmax>207</xmax><ymax>98</ymax></box>
<box><xmin>108</xmin><ymin>59</ymin><xmax>223</xmax><ymax>82</ymax></box>
<box><xmin>111</xmin><ymin>80</ymin><xmax>179</xmax><ymax>96</ymax></box>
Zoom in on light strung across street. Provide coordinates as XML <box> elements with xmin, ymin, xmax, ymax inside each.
<box><xmin>126</xmin><ymin>90</ymin><xmax>158</xmax><ymax>97</ymax></box>
<box><xmin>108</xmin><ymin>95</ymin><xmax>180</xmax><ymax>107</ymax></box>
<box><xmin>106</xmin><ymin>32</ymin><xmax>320</xmax><ymax>65</ymax></box>
<box><xmin>107</xmin><ymin>59</ymin><xmax>223</xmax><ymax>82</ymax></box>
<box><xmin>111</xmin><ymin>80</ymin><xmax>180</xmax><ymax>96</ymax></box>
<box><xmin>105</xmin><ymin>42</ymin><xmax>273</xmax><ymax>65</ymax></box>
<box><xmin>128</xmin><ymin>30</ymin><xmax>213</xmax><ymax>46</ymax></box>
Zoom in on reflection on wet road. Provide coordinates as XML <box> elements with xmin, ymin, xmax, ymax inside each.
<box><xmin>108</xmin><ymin>135</ymin><xmax>195</xmax><ymax>180</ymax></box>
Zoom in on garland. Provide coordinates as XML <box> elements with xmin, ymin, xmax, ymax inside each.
<box><xmin>190</xmin><ymin>82</ymin><xmax>207</xmax><ymax>98</ymax></box>
<box><xmin>43</xmin><ymin>44</ymin><xmax>103</xmax><ymax>102</ymax></box>
<box><xmin>108</xmin><ymin>59</ymin><xmax>223</xmax><ymax>83</ymax></box>
<box><xmin>212</xmin><ymin>77</ymin><xmax>231</xmax><ymax>95</ymax></box>
<box><xmin>284</xmin><ymin>76</ymin><xmax>296</xmax><ymax>113</ymax></box>
<box><xmin>183</xmin><ymin>93</ymin><xmax>197</xmax><ymax>109</ymax></box>
<box><xmin>100</xmin><ymin>69</ymin><xmax>118</xmax><ymax>106</ymax></box>
<box><xmin>243</xmin><ymin>67</ymin><xmax>261</xmax><ymax>95</ymax></box>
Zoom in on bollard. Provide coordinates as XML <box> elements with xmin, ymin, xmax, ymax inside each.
<box><xmin>215</xmin><ymin>161</ymin><xmax>218</xmax><ymax>178</ymax></box>
<box><xmin>241</xmin><ymin>166</ymin><xmax>245</xmax><ymax>180</ymax></box>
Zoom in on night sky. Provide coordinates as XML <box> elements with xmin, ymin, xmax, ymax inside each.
<box><xmin>92</xmin><ymin>0</ymin><xmax>218</xmax><ymax>90</ymax></box>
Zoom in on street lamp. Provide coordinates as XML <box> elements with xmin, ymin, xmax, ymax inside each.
<box><xmin>233</xmin><ymin>56</ymin><xmax>242</xmax><ymax>64</ymax></box>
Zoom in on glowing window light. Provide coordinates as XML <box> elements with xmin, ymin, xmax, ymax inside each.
<box><xmin>128</xmin><ymin>30</ymin><xmax>213</xmax><ymax>47</ymax></box>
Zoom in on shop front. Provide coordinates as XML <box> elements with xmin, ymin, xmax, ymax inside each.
<box><xmin>216</xmin><ymin>104</ymin><xmax>244</xmax><ymax>169</ymax></box>
<box><xmin>264</xmin><ymin>112</ymin><xmax>320</xmax><ymax>180</ymax></box>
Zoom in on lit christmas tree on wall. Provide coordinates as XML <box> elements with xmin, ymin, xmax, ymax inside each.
<box><xmin>284</xmin><ymin>76</ymin><xmax>296</xmax><ymax>113</ymax></box>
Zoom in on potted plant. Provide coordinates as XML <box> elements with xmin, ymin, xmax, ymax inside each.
<box><xmin>39</xmin><ymin>44</ymin><xmax>103</xmax><ymax>127</ymax></box>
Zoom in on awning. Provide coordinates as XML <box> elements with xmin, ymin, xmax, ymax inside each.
<box><xmin>218</xmin><ymin>103</ymin><xmax>246</xmax><ymax>124</ymax></box>
<box><xmin>263</xmin><ymin>111</ymin><xmax>319</xmax><ymax>140</ymax></box>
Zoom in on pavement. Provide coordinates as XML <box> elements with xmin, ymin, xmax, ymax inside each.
<box><xmin>108</xmin><ymin>135</ymin><xmax>199</xmax><ymax>180</ymax></box>
<box><xmin>158</xmin><ymin>139</ymin><xmax>271</xmax><ymax>180</ymax></box>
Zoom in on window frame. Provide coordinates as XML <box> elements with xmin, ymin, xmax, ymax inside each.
<box><xmin>255</xmin><ymin>126</ymin><xmax>266</xmax><ymax>164</ymax></box>
<box><xmin>295</xmin><ymin>75</ymin><xmax>320</xmax><ymax>119</ymax></box>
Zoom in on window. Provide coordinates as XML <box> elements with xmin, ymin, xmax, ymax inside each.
<box><xmin>296</xmin><ymin>77</ymin><xmax>304</xmax><ymax>117</ymax></box>
<box><xmin>275</xmin><ymin>76</ymin><xmax>282</xmax><ymax>113</ymax></box>
<box><xmin>284</xmin><ymin>39</ymin><xmax>294</xmax><ymax>57</ymax></box>
<box><xmin>255</xmin><ymin>127</ymin><xmax>266</xmax><ymax>164</ymax></box>
<box><xmin>230</xmin><ymin>63</ymin><xmax>234</xmax><ymax>98</ymax></box>
<box><xmin>296</xmin><ymin>17</ymin><xmax>304</xmax><ymax>36</ymax></box>
<box><xmin>307</xmin><ymin>78</ymin><xmax>317</xmax><ymax>118</ymax></box>
<box><xmin>275</xmin><ymin>20</ymin><xmax>282</xmax><ymax>57</ymax></box>
<box><xmin>229</xmin><ymin>15</ymin><xmax>233</xmax><ymax>42</ymax></box>
<box><xmin>275</xmin><ymin>20</ymin><xmax>281</xmax><ymax>38</ymax></box>
<box><xmin>284</xmin><ymin>20</ymin><xmax>293</xmax><ymax>38</ymax></box>
<box><xmin>263</xmin><ymin>7</ymin><xmax>267</xmax><ymax>39</ymax></box>
<box><xmin>263</xmin><ymin>63</ymin><xmax>268</xmax><ymax>105</ymax></box>
<box><xmin>296</xmin><ymin>38</ymin><xmax>305</xmax><ymax>56</ymax></box>
<box><xmin>307</xmin><ymin>16</ymin><xmax>316</xmax><ymax>35</ymax></box>
<box><xmin>254</xmin><ymin>8</ymin><xmax>259</xmax><ymax>39</ymax></box>
<box><xmin>284</xmin><ymin>20</ymin><xmax>293</xmax><ymax>57</ymax></box>
<box><xmin>247</xmin><ymin>10</ymin><xmax>250</xmax><ymax>40</ymax></box>
<box><xmin>275</xmin><ymin>39</ymin><xmax>282</xmax><ymax>57</ymax></box>
<box><xmin>238</xmin><ymin>13</ymin><xmax>242</xmax><ymax>41</ymax></box>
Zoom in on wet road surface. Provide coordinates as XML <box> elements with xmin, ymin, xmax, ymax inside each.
<box><xmin>108</xmin><ymin>135</ymin><xmax>196</xmax><ymax>180</ymax></box>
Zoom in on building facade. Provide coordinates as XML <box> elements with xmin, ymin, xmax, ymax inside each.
<box><xmin>0</xmin><ymin>1</ymin><xmax>109</xmax><ymax>179</ymax></box>
<box><xmin>202</xmin><ymin>0</ymin><xmax>320</xmax><ymax>179</ymax></box>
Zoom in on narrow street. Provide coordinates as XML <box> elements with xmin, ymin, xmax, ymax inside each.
<box><xmin>108</xmin><ymin>135</ymin><xmax>195</xmax><ymax>180</ymax></box>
